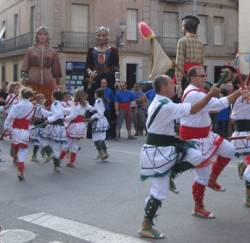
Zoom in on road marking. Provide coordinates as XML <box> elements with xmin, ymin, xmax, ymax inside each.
<box><xmin>0</xmin><ymin>229</ymin><xmax>36</xmax><ymax>243</ymax></box>
<box><xmin>49</xmin><ymin>241</ymin><xmax>63</xmax><ymax>243</ymax></box>
<box><xmin>18</xmin><ymin>212</ymin><xmax>149</xmax><ymax>243</ymax></box>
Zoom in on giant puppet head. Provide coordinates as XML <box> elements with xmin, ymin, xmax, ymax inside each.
<box><xmin>181</xmin><ymin>15</ymin><xmax>200</xmax><ymax>35</ymax></box>
<box><xmin>35</xmin><ymin>26</ymin><xmax>49</xmax><ymax>46</ymax></box>
<box><xmin>96</xmin><ymin>26</ymin><xmax>110</xmax><ymax>47</ymax></box>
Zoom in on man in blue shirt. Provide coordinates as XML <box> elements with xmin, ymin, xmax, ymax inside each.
<box><xmin>114</xmin><ymin>81</ymin><xmax>136</xmax><ymax>139</ymax></box>
<box><xmin>100</xmin><ymin>78</ymin><xmax>116</xmax><ymax>138</ymax></box>
<box><xmin>145</xmin><ymin>87</ymin><xmax>156</xmax><ymax>105</ymax></box>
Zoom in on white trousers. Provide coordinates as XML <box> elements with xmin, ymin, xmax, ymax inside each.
<box><xmin>193</xmin><ymin>139</ymin><xmax>235</xmax><ymax>186</ymax></box>
<box><xmin>49</xmin><ymin>141</ymin><xmax>63</xmax><ymax>159</ymax></box>
<box><xmin>17</xmin><ymin>147</ymin><xmax>28</xmax><ymax>163</ymax></box>
<box><xmin>147</xmin><ymin>139</ymin><xmax>235</xmax><ymax>201</ymax></box>
<box><xmin>147</xmin><ymin>146</ymin><xmax>204</xmax><ymax>201</ymax></box>
<box><xmin>68</xmin><ymin>138</ymin><xmax>80</xmax><ymax>153</ymax></box>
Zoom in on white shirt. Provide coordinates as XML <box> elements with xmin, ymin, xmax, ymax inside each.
<box><xmin>147</xmin><ymin>94</ymin><xmax>191</xmax><ymax>136</ymax></box>
<box><xmin>231</xmin><ymin>96</ymin><xmax>250</xmax><ymax>120</ymax></box>
<box><xmin>180</xmin><ymin>84</ymin><xmax>229</xmax><ymax>127</ymax></box>
<box><xmin>4</xmin><ymin>99</ymin><xmax>34</xmax><ymax>130</ymax></box>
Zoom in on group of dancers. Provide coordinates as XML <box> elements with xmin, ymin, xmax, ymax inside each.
<box><xmin>138</xmin><ymin>15</ymin><xmax>250</xmax><ymax>240</ymax></box>
<box><xmin>1</xmin><ymin>83</ymin><xmax>109</xmax><ymax>181</ymax></box>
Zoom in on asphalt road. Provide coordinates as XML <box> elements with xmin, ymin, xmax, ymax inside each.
<box><xmin>0</xmin><ymin>132</ymin><xmax>249</xmax><ymax>243</ymax></box>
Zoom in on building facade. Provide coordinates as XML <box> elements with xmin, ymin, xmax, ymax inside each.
<box><xmin>0</xmin><ymin>0</ymin><xmax>238</xmax><ymax>91</ymax></box>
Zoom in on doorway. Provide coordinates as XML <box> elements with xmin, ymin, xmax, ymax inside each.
<box><xmin>126</xmin><ymin>63</ymin><xmax>137</xmax><ymax>89</ymax></box>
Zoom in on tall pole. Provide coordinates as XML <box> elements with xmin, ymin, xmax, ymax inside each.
<box><xmin>192</xmin><ymin>0</ymin><xmax>197</xmax><ymax>16</ymax></box>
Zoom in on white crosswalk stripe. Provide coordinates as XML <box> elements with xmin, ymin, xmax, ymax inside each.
<box><xmin>18</xmin><ymin>212</ymin><xmax>149</xmax><ymax>243</ymax></box>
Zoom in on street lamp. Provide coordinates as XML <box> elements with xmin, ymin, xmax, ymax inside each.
<box><xmin>116</xmin><ymin>22</ymin><xmax>126</xmax><ymax>49</ymax></box>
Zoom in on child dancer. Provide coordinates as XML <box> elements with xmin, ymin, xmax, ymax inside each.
<box><xmin>90</xmin><ymin>88</ymin><xmax>109</xmax><ymax>160</ymax></box>
<box><xmin>63</xmin><ymin>88</ymin><xmax>89</xmax><ymax>167</ymax></box>
<box><xmin>59</xmin><ymin>91</ymin><xmax>73</xmax><ymax>161</ymax></box>
<box><xmin>30</xmin><ymin>94</ymin><xmax>51</xmax><ymax>162</ymax></box>
<box><xmin>44</xmin><ymin>91</ymin><xmax>67</xmax><ymax>172</ymax></box>
<box><xmin>4</xmin><ymin>87</ymin><xmax>34</xmax><ymax>180</ymax></box>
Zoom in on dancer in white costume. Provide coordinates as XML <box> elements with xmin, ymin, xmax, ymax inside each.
<box><xmin>63</xmin><ymin>88</ymin><xmax>90</xmax><ymax>167</ymax></box>
<box><xmin>30</xmin><ymin>93</ymin><xmax>51</xmax><ymax>162</ymax></box>
<box><xmin>179</xmin><ymin>66</ymin><xmax>247</xmax><ymax>218</ymax></box>
<box><xmin>90</xmin><ymin>88</ymin><xmax>109</xmax><ymax>160</ymax></box>
<box><xmin>4</xmin><ymin>88</ymin><xmax>34</xmax><ymax>180</ymax></box>
<box><xmin>43</xmin><ymin>91</ymin><xmax>67</xmax><ymax>172</ymax></box>
<box><xmin>231</xmin><ymin>92</ymin><xmax>250</xmax><ymax>207</ymax></box>
<box><xmin>138</xmin><ymin>75</ymin><xmax>220</xmax><ymax>239</ymax></box>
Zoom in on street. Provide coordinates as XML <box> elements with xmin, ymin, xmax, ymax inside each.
<box><xmin>0</xmin><ymin>132</ymin><xmax>249</xmax><ymax>243</ymax></box>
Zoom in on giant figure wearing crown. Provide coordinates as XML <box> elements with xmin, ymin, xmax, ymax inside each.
<box><xmin>84</xmin><ymin>26</ymin><xmax>119</xmax><ymax>138</ymax></box>
<box><xmin>84</xmin><ymin>26</ymin><xmax>119</xmax><ymax>103</ymax></box>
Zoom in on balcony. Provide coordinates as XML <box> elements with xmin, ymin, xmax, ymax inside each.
<box><xmin>60</xmin><ymin>31</ymin><xmax>96</xmax><ymax>51</ymax></box>
<box><xmin>0</xmin><ymin>32</ymin><xmax>33</xmax><ymax>54</ymax></box>
<box><xmin>156</xmin><ymin>36</ymin><xmax>178</xmax><ymax>55</ymax></box>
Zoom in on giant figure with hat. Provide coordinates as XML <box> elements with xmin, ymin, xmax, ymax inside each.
<box><xmin>175</xmin><ymin>15</ymin><xmax>204</xmax><ymax>97</ymax></box>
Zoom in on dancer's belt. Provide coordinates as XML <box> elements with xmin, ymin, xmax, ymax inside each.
<box><xmin>51</xmin><ymin>119</ymin><xmax>64</xmax><ymax>126</ymax></box>
<box><xmin>13</xmin><ymin>118</ymin><xmax>30</xmax><ymax>129</ymax></box>
<box><xmin>146</xmin><ymin>133</ymin><xmax>182</xmax><ymax>146</ymax></box>
<box><xmin>179</xmin><ymin>125</ymin><xmax>210</xmax><ymax>140</ymax></box>
<box><xmin>71</xmin><ymin>115</ymin><xmax>85</xmax><ymax>123</ymax></box>
<box><xmin>235</xmin><ymin>120</ymin><xmax>250</xmax><ymax>131</ymax></box>
<box><xmin>33</xmin><ymin>118</ymin><xmax>45</xmax><ymax>126</ymax></box>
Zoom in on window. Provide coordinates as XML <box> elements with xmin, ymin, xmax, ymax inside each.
<box><xmin>14</xmin><ymin>14</ymin><xmax>19</xmax><ymax>37</ymax></box>
<box><xmin>13</xmin><ymin>64</ymin><xmax>18</xmax><ymax>81</ymax></box>
<box><xmin>127</xmin><ymin>9</ymin><xmax>138</xmax><ymax>41</ymax></box>
<box><xmin>162</xmin><ymin>12</ymin><xmax>178</xmax><ymax>48</ymax></box>
<box><xmin>214</xmin><ymin>17</ymin><xmax>224</xmax><ymax>45</ymax></box>
<box><xmin>30</xmin><ymin>6</ymin><xmax>35</xmax><ymax>33</ymax></box>
<box><xmin>71</xmin><ymin>4</ymin><xmax>88</xmax><ymax>32</ymax></box>
<box><xmin>1</xmin><ymin>65</ymin><xmax>5</xmax><ymax>82</ymax></box>
<box><xmin>198</xmin><ymin>15</ymin><xmax>208</xmax><ymax>44</ymax></box>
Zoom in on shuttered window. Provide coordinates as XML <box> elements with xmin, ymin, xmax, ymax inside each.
<box><xmin>71</xmin><ymin>4</ymin><xmax>88</xmax><ymax>32</ymax></box>
<box><xmin>214</xmin><ymin>17</ymin><xmax>224</xmax><ymax>45</ymax></box>
<box><xmin>162</xmin><ymin>12</ymin><xmax>178</xmax><ymax>48</ymax></box>
<box><xmin>127</xmin><ymin>9</ymin><xmax>138</xmax><ymax>41</ymax></box>
<box><xmin>198</xmin><ymin>15</ymin><xmax>208</xmax><ymax>44</ymax></box>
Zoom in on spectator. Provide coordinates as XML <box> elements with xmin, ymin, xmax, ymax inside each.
<box><xmin>114</xmin><ymin>81</ymin><xmax>136</xmax><ymax>139</ymax></box>
<box><xmin>0</xmin><ymin>81</ymin><xmax>8</xmax><ymax>106</ymax></box>
<box><xmin>100</xmin><ymin>78</ymin><xmax>116</xmax><ymax>138</ymax></box>
<box><xmin>145</xmin><ymin>87</ymin><xmax>156</xmax><ymax>105</ymax></box>
<box><xmin>131</xmin><ymin>83</ymin><xmax>147</xmax><ymax>135</ymax></box>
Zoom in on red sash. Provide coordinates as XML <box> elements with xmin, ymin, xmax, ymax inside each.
<box><xmin>179</xmin><ymin>126</ymin><xmax>211</xmax><ymax>140</ymax></box>
<box><xmin>12</xmin><ymin>106</ymin><xmax>34</xmax><ymax>130</ymax></box>
<box><xmin>72</xmin><ymin>115</ymin><xmax>85</xmax><ymax>123</ymax></box>
<box><xmin>118</xmin><ymin>103</ymin><xmax>130</xmax><ymax>110</ymax></box>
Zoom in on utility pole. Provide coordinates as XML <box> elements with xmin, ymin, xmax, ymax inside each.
<box><xmin>192</xmin><ymin>0</ymin><xmax>197</xmax><ymax>16</ymax></box>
